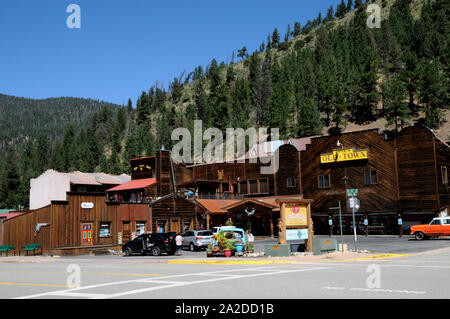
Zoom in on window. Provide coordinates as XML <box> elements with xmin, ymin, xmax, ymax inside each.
<box><xmin>136</xmin><ymin>222</ymin><xmax>146</xmax><ymax>235</ymax></box>
<box><xmin>442</xmin><ymin>219</ymin><xmax>450</xmax><ymax>225</ymax></box>
<box><xmin>259</xmin><ymin>179</ymin><xmax>269</xmax><ymax>194</ymax></box>
<box><xmin>239</xmin><ymin>181</ymin><xmax>248</xmax><ymax>194</ymax></box>
<box><xmin>430</xmin><ymin>220</ymin><xmax>441</xmax><ymax>225</ymax></box>
<box><xmin>249</xmin><ymin>180</ymin><xmax>258</xmax><ymax>194</ymax></box>
<box><xmin>287</xmin><ymin>177</ymin><xmax>296</xmax><ymax>188</ymax></box>
<box><xmin>442</xmin><ymin>166</ymin><xmax>448</xmax><ymax>184</ymax></box>
<box><xmin>364</xmin><ymin>170</ymin><xmax>378</xmax><ymax>185</ymax></box>
<box><xmin>318</xmin><ymin>175</ymin><xmax>330</xmax><ymax>189</ymax></box>
<box><xmin>99</xmin><ymin>222</ymin><xmax>111</xmax><ymax>238</ymax></box>
<box><xmin>183</xmin><ymin>220</ymin><xmax>191</xmax><ymax>232</ymax></box>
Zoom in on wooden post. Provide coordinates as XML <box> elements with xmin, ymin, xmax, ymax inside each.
<box><xmin>279</xmin><ymin>202</ymin><xmax>287</xmax><ymax>245</ymax></box>
<box><xmin>305</xmin><ymin>203</ymin><xmax>314</xmax><ymax>252</ymax></box>
<box><xmin>206</xmin><ymin>213</ymin><xmax>210</xmax><ymax>230</ymax></box>
<box><xmin>269</xmin><ymin>213</ymin><xmax>274</xmax><ymax>238</ymax></box>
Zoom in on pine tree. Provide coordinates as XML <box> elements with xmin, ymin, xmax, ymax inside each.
<box><xmin>266</xmin><ymin>33</ymin><xmax>272</xmax><ymax>51</ymax></box>
<box><xmin>296</xmin><ymin>97</ymin><xmax>323</xmax><ymax>137</ymax></box>
<box><xmin>34</xmin><ymin>133</ymin><xmax>49</xmax><ymax>175</ymax></box>
<box><xmin>382</xmin><ymin>73</ymin><xmax>411</xmax><ymax>133</ymax></box>
<box><xmin>293</xmin><ymin>22</ymin><xmax>301</xmax><ymax>37</ymax></box>
<box><xmin>272</xmin><ymin>28</ymin><xmax>280</xmax><ymax>48</ymax></box>
<box><xmin>419</xmin><ymin>60</ymin><xmax>448</xmax><ymax>129</ymax></box>
<box><xmin>127</xmin><ymin>98</ymin><xmax>133</xmax><ymax>112</ymax></box>
<box><xmin>136</xmin><ymin>91</ymin><xmax>150</xmax><ymax>125</ymax></box>
<box><xmin>0</xmin><ymin>147</ymin><xmax>20</xmax><ymax>209</ymax></box>
<box><xmin>237</xmin><ymin>46</ymin><xmax>248</xmax><ymax>60</ymax></box>
<box><xmin>325</xmin><ymin>6</ymin><xmax>334</xmax><ymax>23</ymax></box>
<box><xmin>284</xmin><ymin>24</ymin><xmax>291</xmax><ymax>42</ymax></box>
<box><xmin>336</xmin><ymin>0</ymin><xmax>347</xmax><ymax>19</ymax></box>
<box><xmin>347</xmin><ymin>0</ymin><xmax>353</xmax><ymax>12</ymax></box>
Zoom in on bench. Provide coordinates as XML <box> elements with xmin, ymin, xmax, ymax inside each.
<box><xmin>19</xmin><ymin>244</ymin><xmax>41</xmax><ymax>256</ymax></box>
<box><xmin>0</xmin><ymin>245</ymin><xmax>15</xmax><ymax>256</ymax></box>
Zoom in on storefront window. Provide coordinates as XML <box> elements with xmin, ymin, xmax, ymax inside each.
<box><xmin>136</xmin><ymin>222</ymin><xmax>146</xmax><ymax>235</ymax></box>
<box><xmin>99</xmin><ymin>222</ymin><xmax>111</xmax><ymax>238</ymax></box>
<box><xmin>157</xmin><ymin>221</ymin><xmax>166</xmax><ymax>233</ymax></box>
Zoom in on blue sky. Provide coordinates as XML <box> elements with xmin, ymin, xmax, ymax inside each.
<box><xmin>0</xmin><ymin>0</ymin><xmax>342</xmax><ymax>106</ymax></box>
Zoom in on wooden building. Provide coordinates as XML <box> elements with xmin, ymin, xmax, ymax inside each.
<box><xmin>2</xmin><ymin>192</ymin><xmax>151</xmax><ymax>255</ymax></box>
<box><xmin>2</xmin><ymin>126</ymin><xmax>448</xmax><ymax>255</ymax></box>
<box><xmin>300</xmin><ymin>127</ymin><xmax>449</xmax><ymax>235</ymax></box>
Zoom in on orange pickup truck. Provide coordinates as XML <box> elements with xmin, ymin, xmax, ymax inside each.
<box><xmin>410</xmin><ymin>217</ymin><xmax>450</xmax><ymax>240</ymax></box>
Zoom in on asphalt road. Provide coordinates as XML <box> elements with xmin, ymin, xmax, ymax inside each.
<box><xmin>1</xmin><ymin>237</ymin><xmax>450</xmax><ymax>300</ymax></box>
<box><xmin>253</xmin><ymin>235</ymin><xmax>450</xmax><ymax>254</ymax></box>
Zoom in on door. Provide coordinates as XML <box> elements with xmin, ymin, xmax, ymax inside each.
<box><xmin>81</xmin><ymin>223</ymin><xmax>93</xmax><ymax>246</ymax></box>
<box><xmin>122</xmin><ymin>221</ymin><xmax>131</xmax><ymax>243</ymax></box>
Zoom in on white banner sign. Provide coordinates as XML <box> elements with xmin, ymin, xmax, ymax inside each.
<box><xmin>81</xmin><ymin>202</ymin><xmax>94</xmax><ymax>209</ymax></box>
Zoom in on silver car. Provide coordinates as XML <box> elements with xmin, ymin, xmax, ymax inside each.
<box><xmin>182</xmin><ymin>230</ymin><xmax>215</xmax><ymax>251</ymax></box>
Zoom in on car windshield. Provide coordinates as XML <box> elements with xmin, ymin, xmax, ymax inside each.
<box><xmin>198</xmin><ymin>231</ymin><xmax>213</xmax><ymax>236</ymax></box>
<box><xmin>219</xmin><ymin>230</ymin><xmax>244</xmax><ymax>239</ymax></box>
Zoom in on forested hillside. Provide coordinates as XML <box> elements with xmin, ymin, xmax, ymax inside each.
<box><xmin>0</xmin><ymin>94</ymin><xmax>123</xmax><ymax>157</ymax></box>
<box><xmin>0</xmin><ymin>0</ymin><xmax>448</xmax><ymax>210</ymax></box>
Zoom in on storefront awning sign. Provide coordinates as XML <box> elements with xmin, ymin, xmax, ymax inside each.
<box><xmin>321</xmin><ymin>147</ymin><xmax>368</xmax><ymax>164</ymax></box>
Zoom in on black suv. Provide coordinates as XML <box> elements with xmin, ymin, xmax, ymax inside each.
<box><xmin>122</xmin><ymin>233</ymin><xmax>176</xmax><ymax>256</ymax></box>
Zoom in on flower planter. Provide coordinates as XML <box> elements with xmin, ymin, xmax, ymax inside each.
<box><xmin>224</xmin><ymin>249</ymin><xmax>232</xmax><ymax>257</ymax></box>
<box><xmin>235</xmin><ymin>244</ymin><xmax>244</xmax><ymax>253</ymax></box>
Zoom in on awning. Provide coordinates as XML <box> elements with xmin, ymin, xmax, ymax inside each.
<box><xmin>106</xmin><ymin>178</ymin><xmax>157</xmax><ymax>192</ymax></box>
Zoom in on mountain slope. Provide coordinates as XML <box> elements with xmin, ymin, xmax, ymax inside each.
<box><xmin>0</xmin><ymin>94</ymin><xmax>124</xmax><ymax>156</ymax></box>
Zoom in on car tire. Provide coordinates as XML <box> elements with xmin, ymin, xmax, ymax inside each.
<box><xmin>415</xmin><ymin>232</ymin><xmax>425</xmax><ymax>241</ymax></box>
<box><xmin>189</xmin><ymin>243</ymin><xmax>196</xmax><ymax>252</ymax></box>
<box><xmin>124</xmin><ymin>247</ymin><xmax>133</xmax><ymax>257</ymax></box>
<box><xmin>151</xmin><ymin>246</ymin><xmax>161</xmax><ymax>256</ymax></box>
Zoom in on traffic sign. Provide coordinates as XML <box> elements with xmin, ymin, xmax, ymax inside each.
<box><xmin>347</xmin><ymin>189</ymin><xmax>358</xmax><ymax>197</ymax></box>
<box><xmin>348</xmin><ymin>197</ymin><xmax>360</xmax><ymax>211</ymax></box>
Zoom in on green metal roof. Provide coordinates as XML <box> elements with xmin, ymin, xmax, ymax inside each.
<box><xmin>0</xmin><ymin>209</ymin><xmax>16</xmax><ymax>214</ymax></box>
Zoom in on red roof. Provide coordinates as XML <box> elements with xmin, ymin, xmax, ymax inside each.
<box><xmin>106</xmin><ymin>178</ymin><xmax>157</xmax><ymax>192</ymax></box>
<box><xmin>0</xmin><ymin>212</ymin><xmax>25</xmax><ymax>220</ymax></box>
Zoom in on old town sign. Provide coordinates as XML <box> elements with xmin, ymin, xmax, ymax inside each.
<box><xmin>320</xmin><ymin>147</ymin><xmax>369</xmax><ymax>164</ymax></box>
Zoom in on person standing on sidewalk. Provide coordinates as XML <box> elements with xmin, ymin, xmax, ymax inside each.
<box><xmin>245</xmin><ymin>230</ymin><xmax>254</xmax><ymax>252</ymax></box>
<box><xmin>175</xmin><ymin>233</ymin><xmax>183</xmax><ymax>256</ymax></box>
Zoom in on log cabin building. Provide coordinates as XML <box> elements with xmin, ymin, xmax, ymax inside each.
<box><xmin>1</xmin><ymin>125</ymin><xmax>448</xmax><ymax>255</ymax></box>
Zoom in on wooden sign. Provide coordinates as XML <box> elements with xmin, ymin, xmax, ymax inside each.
<box><xmin>81</xmin><ymin>202</ymin><xmax>94</xmax><ymax>209</ymax></box>
<box><xmin>133</xmin><ymin>164</ymin><xmax>152</xmax><ymax>172</ymax></box>
<box><xmin>285</xmin><ymin>205</ymin><xmax>308</xmax><ymax>226</ymax></box>
<box><xmin>276</xmin><ymin>199</ymin><xmax>314</xmax><ymax>252</ymax></box>
<box><xmin>321</xmin><ymin>147</ymin><xmax>368</xmax><ymax>164</ymax></box>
